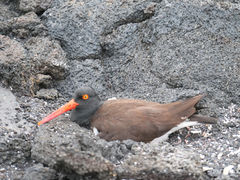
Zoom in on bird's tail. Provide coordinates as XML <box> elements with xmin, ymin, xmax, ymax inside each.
<box><xmin>190</xmin><ymin>114</ymin><xmax>217</xmax><ymax>124</ymax></box>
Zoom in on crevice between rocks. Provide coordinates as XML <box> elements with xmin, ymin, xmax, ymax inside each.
<box><xmin>103</xmin><ymin>3</ymin><xmax>157</xmax><ymax>35</ymax></box>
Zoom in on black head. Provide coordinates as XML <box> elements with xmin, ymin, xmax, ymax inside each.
<box><xmin>38</xmin><ymin>86</ymin><xmax>102</xmax><ymax>127</ymax></box>
<box><xmin>70</xmin><ymin>87</ymin><xmax>102</xmax><ymax>127</ymax></box>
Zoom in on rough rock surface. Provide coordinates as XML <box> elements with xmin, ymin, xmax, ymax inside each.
<box><xmin>22</xmin><ymin>163</ymin><xmax>57</xmax><ymax>180</ymax></box>
<box><xmin>0</xmin><ymin>87</ymin><xmax>33</xmax><ymax>180</ymax></box>
<box><xmin>0</xmin><ymin>12</ymin><xmax>47</xmax><ymax>38</ymax></box>
<box><xmin>32</xmin><ymin>119</ymin><xmax>116</xmax><ymax>179</ymax></box>
<box><xmin>0</xmin><ymin>87</ymin><xmax>31</xmax><ymax>165</ymax></box>
<box><xmin>0</xmin><ymin>0</ymin><xmax>20</xmax><ymax>20</ymax></box>
<box><xmin>0</xmin><ymin>35</ymin><xmax>68</xmax><ymax>95</ymax></box>
<box><xmin>0</xmin><ymin>0</ymin><xmax>240</xmax><ymax>179</ymax></box>
<box><xmin>19</xmin><ymin>0</ymin><xmax>52</xmax><ymax>13</ymax></box>
<box><xmin>117</xmin><ymin>143</ymin><xmax>204</xmax><ymax>180</ymax></box>
<box><xmin>42</xmin><ymin>0</ymin><xmax>156</xmax><ymax>59</ymax></box>
<box><xmin>35</xmin><ymin>88</ymin><xmax>59</xmax><ymax>100</ymax></box>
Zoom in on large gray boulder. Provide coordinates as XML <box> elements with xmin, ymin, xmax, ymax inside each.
<box><xmin>0</xmin><ymin>87</ymin><xmax>31</xmax><ymax>165</ymax></box>
<box><xmin>0</xmin><ymin>34</ymin><xmax>68</xmax><ymax>95</ymax></box>
<box><xmin>32</xmin><ymin>119</ymin><xmax>117</xmax><ymax>180</ymax></box>
<box><xmin>19</xmin><ymin>0</ymin><xmax>52</xmax><ymax>13</ymax></box>
<box><xmin>42</xmin><ymin>0</ymin><xmax>156</xmax><ymax>59</ymax></box>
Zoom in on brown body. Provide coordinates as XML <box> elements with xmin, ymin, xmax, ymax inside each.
<box><xmin>91</xmin><ymin>95</ymin><xmax>210</xmax><ymax>142</ymax></box>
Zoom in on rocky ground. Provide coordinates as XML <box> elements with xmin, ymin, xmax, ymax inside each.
<box><xmin>0</xmin><ymin>0</ymin><xmax>240</xmax><ymax>179</ymax></box>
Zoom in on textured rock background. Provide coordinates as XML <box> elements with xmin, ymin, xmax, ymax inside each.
<box><xmin>0</xmin><ymin>0</ymin><xmax>240</xmax><ymax>179</ymax></box>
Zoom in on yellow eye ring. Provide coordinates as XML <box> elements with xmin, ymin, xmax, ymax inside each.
<box><xmin>82</xmin><ymin>94</ymin><xmax>89</xmax><ymax>100</ymax></box>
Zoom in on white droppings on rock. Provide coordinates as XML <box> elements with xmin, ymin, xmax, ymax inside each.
<box><xmin>200</xmin><ymin>154</ymin><xmax>205</xmax><ymax>159</ymax></box>
<box><xmin>229</xmin><ymin>148</ymin><xmax>240</xmax><ymax>156</ymax></box>
<box><xmin>237</xmin><ymin>164</ymin><xmax>240</xmax><ymax>172</ymax></box>
<box><xmin>190</xmin><ymin>129</ymin><xmax>202</xmax><ymax>134</ymax></box>
<box><xmin>223</xmin><ymin>165</ymin><xmax>235</xmax><ymax>176</ymax></box>
<box><xmin>217</xmin><ymin>152</ymin><xmax>223</xmax><ymax>160</ymax></box>
<box><xmin>203</xmin><ymin>166</ymin><xmax>213</xmax><ymax>171</ymax></box>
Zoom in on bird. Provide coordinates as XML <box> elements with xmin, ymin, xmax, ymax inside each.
<box><xmin>38</xmin><ymin>87</ymin><xmax>217</xmax><ymax>143</ymax></box>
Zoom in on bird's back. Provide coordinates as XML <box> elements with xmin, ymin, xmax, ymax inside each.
<box><xmin>91</xmin><ymin>95</ymin><xmax>205</xmax><ymax>142</ymax></box>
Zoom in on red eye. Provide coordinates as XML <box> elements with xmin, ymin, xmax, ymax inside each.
<box><xmin>82</xmin><ymin>94</ymin><xmax>89</xmax><ymax>100</ymax></box>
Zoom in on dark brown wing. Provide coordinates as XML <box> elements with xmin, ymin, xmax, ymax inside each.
<box><xmin>91</xmin><ymin>95</ymin><xmax>204</xmax><ymax>142</ymax></box>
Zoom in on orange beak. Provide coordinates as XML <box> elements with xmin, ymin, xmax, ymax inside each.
<box><xmin>38</xmin><ymin>99</ymin><xmax>79</xmax><ymax>126</ymax></box>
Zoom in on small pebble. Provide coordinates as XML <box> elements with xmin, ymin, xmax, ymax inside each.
<box><xmin>223</xmin><ymin>165</ymin><xmax>235</xmax><ymax>176</ymax></box>
<box><xmin>203</xmin><ymin>166</ymin><xmax>213</xmax><ymax>171</ymax></box>
<box><xmin>0</xmin><ymin>168</ymin><xmax>6</xmax><ymax>173</ymax></box>
<box><xmin>200</xmin><ymin>154</ymin><xmax>205</xmax><ymax>159</ymax></box>
<box><xmin>217</xmin><ymin>152</ymin><xmax>223</xmax><ymax>160</ymax></box>
<box><xmin>237</xmin><ymin>164</ymin><xmax>240</xmax><ymax>172</ymax></box>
